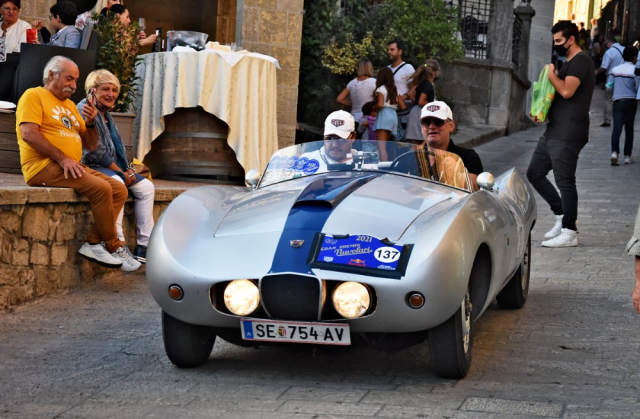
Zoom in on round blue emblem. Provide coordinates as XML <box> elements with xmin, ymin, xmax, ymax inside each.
<box><xmin>294</xmin><ymin>157</ymin><xmax>309</xmax><ymax>171</ymax></box>
<box><xmin>286</xmin><ymin>156</ymin><xmax>298</xmax><ymax>169</ymax></box>
<box><xmin>268</xmin><ymin>156</ymin><xmax>281</xmax><ymax>169</ymax></box>
<box><xmin>303</xmin><ymin>159</ymin><xmax>320</xmax><ymax>174</ymax></box>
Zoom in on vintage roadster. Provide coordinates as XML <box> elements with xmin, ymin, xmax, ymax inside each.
<box><xmin>147</xmin><ymin>140</ymin><xmax>536</xmax><ymax>378</ymax></box>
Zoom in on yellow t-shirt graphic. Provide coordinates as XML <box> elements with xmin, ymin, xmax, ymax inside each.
<box><xmin>16</xmin><ymin>87</ymin><xmax>87</xmax><ymax>182</ymax></box>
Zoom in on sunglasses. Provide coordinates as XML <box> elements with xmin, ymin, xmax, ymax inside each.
<box><xmin>421</xmin><ymin>118</ymin><xmax>448</xmax><ymax>127</ymax></box>
<box><xmin>324</xmin><ymin>136</ymin><xmax>348</xmax><ymax>144</ymax></box>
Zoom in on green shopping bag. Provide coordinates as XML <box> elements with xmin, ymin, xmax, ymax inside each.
<box><xmin>530</xmin><ymin>65</ymin><xmax>556</xmax><ymax>122</ymax></box>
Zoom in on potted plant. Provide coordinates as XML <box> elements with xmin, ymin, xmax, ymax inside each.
<box><xmin>92</xmin><ymin>11</ymin><xmax>141</xmax><ymax>152</ymax></box>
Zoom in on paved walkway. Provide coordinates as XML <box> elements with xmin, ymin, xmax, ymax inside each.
<box><xmin>1</xmin><ymin>89</ymin><xmax>640</xmax><ymax>418</ymax></box>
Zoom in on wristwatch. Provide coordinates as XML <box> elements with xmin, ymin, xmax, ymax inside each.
<box><xmin>127</xmin><ymin>162</ymin><xmax>137</xmax><ymax>173</ymax></box>
<box><xmin>86</xmin><ymin>120</ymin><xmax>96</xmax><ymax>128</ymax></box>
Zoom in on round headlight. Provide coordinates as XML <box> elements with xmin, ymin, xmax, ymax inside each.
<box><xmin>224</xmin><ymin>280</ymin><xmax>260</xmax><ymax>316</ymax></box>
<box><xmin>332</xmin><ymin>282</ymin><xmax>371</xmax><ymax>319</ymax></box>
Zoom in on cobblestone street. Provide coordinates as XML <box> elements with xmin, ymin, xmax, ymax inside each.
<box><xmin>1</xmin><ymin>89</ymin><xmax>640</xmax><ymax>418</ymax></box>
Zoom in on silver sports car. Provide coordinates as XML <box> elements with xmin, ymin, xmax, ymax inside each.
<box><xmin>147</xmin><ymin>140</ymin><xmax>536</xmax><ymax>378</ymax></box>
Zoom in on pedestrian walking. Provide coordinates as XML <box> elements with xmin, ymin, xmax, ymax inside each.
<box><xmin>527</xmin><ymin>21</ymin><xmax>595</xmax><ymax>248</ymax></box>
<box><xmin>404</xmin><ymin>60</ymin><xmax>439</xmax><ymax>141</ymax></box>
<box><xmin>335</xmin><ymin>58</ymin><xmax>377</xmax><ymax>133</ymax></box>
<box><xmin>609</xmin><ymin>46</ymin><xmax>638</xmax><ymax>166</ymax></box>
<box><xmin>595</xmin><ymin>36</ymin><xmax>625</xmax><ymax>127</ymax></box>
<box><xmin>387</xmin><ymin>39</ymin><xmax>414</xmax><ymax>139</ymax></box>
<box><xmin>372</xmin><ymin>66</ymin><xmax>405</xmax><ymax>162</ymax></box>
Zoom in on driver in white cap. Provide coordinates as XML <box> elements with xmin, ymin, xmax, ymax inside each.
<box><xmin>418</xmin><ymin>101</ymin><xmax>484</xmax><ymax>190</ymax></box>
<box><xmin>300</xmin><ymin>110</ymin><xmax>358</xmax><ymax>173</ymax></box>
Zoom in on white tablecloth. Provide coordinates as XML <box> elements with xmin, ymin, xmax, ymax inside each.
<box><xmin>133</xmin><ymin>50</ymin><xmax>280</xmax><ymax>173</ymax></box>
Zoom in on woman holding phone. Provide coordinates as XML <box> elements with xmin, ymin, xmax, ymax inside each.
<box><xmin>77</xmin><ymin>69</ymin><xmax>155</xmax><ymax>268</ymax></box>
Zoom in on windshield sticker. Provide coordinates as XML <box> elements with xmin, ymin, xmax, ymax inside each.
<box><xmin>268</xmin><ymin>156</ymin><xmax>281</xmax><ymax>169</ymax></box>
<box><xmin>285</xmin><ymin>156</ymin><xmax>298</xmax><ymax>169</ymax></box>
<box><xmin>303</xmin><ymin>159</ymin><xmax>320</xmax><ymax>174</ymax></box>
<box><xmin>294</xmin><ymin>157</ymin><xmax>309</xmax><ymax>171</ymax></box>
<box><xmin>310</xmin><ymin>234</ymin><xmax>413</xmax><ymax>279</ymax></box>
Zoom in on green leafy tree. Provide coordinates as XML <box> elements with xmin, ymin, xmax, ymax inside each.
<box><xmin>93</xmin><ymin>13</ymin><xmax>141</xmax><ymax>113</ymax></box>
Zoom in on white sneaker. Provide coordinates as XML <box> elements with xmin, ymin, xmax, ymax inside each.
<box><xmin>611</xmin><ymin>152</ymin><xmax>619</xmax><ymax>166</ymax></box>
<box><xmin>111</xmin><ymin>246</ymin><xmax>142</xmax><ymax>272</ymax></box>
<box><xmin>541</xmin><ymin>228</ymin><xmax>578</xmax><ymax>248</ymax></box>
<box><xmin>624</xmin><ymin>156</ymin><xmax>634</xmax><ymax>164</ymax></box>
<box><xmin>544</xmin><ymin>214</ymin><xmax>564</xmax><ymax>239</ymax></box>
<box><xmin>78</xmin><ymin>242</ymin><xmax>123</xmax><ymax>268</ymax></box>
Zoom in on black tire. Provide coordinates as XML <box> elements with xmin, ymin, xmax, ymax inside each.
<box><xmin>428</xmin><ymin>291</ymin><xmax>473</xmax><ymax>379</ymax></box>
<box><xmin>496</xmin><ymin>233</ymin><xmax>531</xmax><ymax>309</ymax></box>
<box><xmin>162</xmin><ymin>311</ymin><xmax>216</xmax><ymax>368</ymax></box>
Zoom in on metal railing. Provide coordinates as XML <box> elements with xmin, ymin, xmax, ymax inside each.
<box><xmin>512</xmin><ymin>13</ymin><xmax>523</xmax><ymax>68</ymax></box>
<box><xmin>456</xmin><ymin>0</ymin><xmax>491</xmax><ymax>59</ymax></box>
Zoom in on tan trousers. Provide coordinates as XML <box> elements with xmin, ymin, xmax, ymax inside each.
<box><xmin>28</xmin><ymin>162</ymin><xmax>128</xmax><ymax>252</ymax></box>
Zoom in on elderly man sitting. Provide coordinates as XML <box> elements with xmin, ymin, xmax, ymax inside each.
<box><xmin>16</xmin><ymin>56</ymin><xmax>137</xmax><ymax>270</ymax></box>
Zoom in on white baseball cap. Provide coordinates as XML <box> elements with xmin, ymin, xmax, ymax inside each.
<box><xmin>324</xmin><ymin>110</ymin><xmax>356</xmax><ymax>139</ymax></box>
<box><xmin>420</xmin><ymin>101</ymin><xmax>454</xmax><ymax>122</ymax></box>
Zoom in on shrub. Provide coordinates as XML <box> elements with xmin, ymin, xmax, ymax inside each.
<box><xmin>93</xmin><ymin>12</ymin><xmax>141</xmax><ymax>113</ymax></box>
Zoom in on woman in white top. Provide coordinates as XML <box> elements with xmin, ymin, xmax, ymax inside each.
<box><xmin>0</xmin><ymin>0</ymin><xmax>30</xmax><ymax>54</ymax></box>
<box><xmin>372</xmin><ymin>66</ymin><xmax>405</xmax><ymax>161</ymax></box>
<box><xmin>0</xmin><ymin>0</ymin><xmax>31</xmax><ymax>101</ymax></box>
<box><xmin>336</xmin><ymin>58</ymin><xmax>377</xmax><ymax>123</ymax></box>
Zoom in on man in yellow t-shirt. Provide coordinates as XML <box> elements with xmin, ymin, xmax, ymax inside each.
<box><xmin>16</xmin><ymin>56</ymin><xmax>132</xmax><ymax>269</ymax></box>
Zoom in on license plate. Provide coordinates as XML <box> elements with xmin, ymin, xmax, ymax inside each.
<box><xmin>240</xmin><ymin>318</ymin><xmax>350</xmax><ymax>345</ymax></box>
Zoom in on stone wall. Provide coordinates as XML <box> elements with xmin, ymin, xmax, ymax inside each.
<box><xmin>236</xmin><ymin>0</ymin><xmax>304</xmax><ymax>149</ymax></box>
<box><xmin>15</xmin><ymin>0</ymin><xmax>55</xmax><ymax>23</ymax></box>
<box><xmin>0</xmin><ymin>187</ymin><xmax>180</xmax><ymax>311</ymax></box>
<box><xmin>440</xmin><ymin>57</ymin><xmax>531</xmax><ymax>134</ymax></box>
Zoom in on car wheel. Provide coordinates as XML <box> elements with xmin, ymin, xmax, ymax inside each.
<box><xmin>162</xmin><ymin>311</ymin><xmax>216</xmax><ymax>368</ymax></box>
<box><xmin>428</xmin><ymin>290</ymin><xmax>473</xmax><ymax>379</ymax></box>
<box><xmin>496</xmin><ymin>233</ymin><xmax>531</xmax><ymax>309</ymax></box>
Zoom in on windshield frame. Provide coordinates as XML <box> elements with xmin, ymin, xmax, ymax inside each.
<box><xmin>258</xmin><ymin>140</ymin><xmax>473</xmax><ymax>193</ymax></box>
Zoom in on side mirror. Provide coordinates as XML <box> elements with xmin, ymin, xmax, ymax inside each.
<box><xmin>245</xmin><ymin>169</ymin><xmax>261</xmax><ymax>190</ymax></box>
<box><xmin>476</xmin><ymin>172</ymin><xmax>495</xmax><ymax>191</ymax></box>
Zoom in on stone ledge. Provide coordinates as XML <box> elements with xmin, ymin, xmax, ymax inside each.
<box><xmin>0</xmin><ymin>173</ymin><xmax>204</xmax><ymax>206</ymax></box>
<box><xmin>0</xmin><ymin>173</ymin><xmax>213</xmax><ymax>311</ymax></box>
<box><xmin>451</xmin><ymin>124</ymin><xmax>507</xmax><ymax>150</ymax></box>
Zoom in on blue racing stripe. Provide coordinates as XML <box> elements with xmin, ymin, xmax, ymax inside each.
<box><xmin>268</xmin><ymin>172</ymin><xmax>381</xmax><ymax>274</ymax></box>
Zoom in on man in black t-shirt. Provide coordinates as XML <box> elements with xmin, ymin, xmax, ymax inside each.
<box><xmin>527</xmin><ymin>20</ymin><xmax>595</xmax><ymax>248</ymax></box>
<box><xmin>418</xmin><ymin>101</ymin><xmax>484</xmax><ymax>190</ymax></box>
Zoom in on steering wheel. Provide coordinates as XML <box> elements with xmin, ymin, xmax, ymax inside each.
<box><xmin>389</xmin><ymin>151</ymin><xmax>421</xmax><ymax>175</ymax></box>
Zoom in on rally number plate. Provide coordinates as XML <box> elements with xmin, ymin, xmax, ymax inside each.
<box><xmin>240</xmin><ymin>318</ymin><xmax>351</xmax><ymax>346</ymax></box>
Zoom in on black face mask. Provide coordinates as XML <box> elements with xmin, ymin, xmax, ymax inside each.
<box><xmin>553</xmin><ymin>40</ymin><xmax>570</xmax><ymax>57</ymax></box>
<box><xmin>434</xmin><ymin>76</ymin><xmax>440</xmax><ymax>82</ymax></box>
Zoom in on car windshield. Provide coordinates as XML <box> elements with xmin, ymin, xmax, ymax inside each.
<box><xmin>260</xmin><ymin>140</ymin><xmax>472</xmax><ymax>192</ymax></box>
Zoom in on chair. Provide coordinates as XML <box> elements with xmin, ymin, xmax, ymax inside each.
<box><xmin>12</xmin><ymin>43</ymin><xmax>98</xmax><ymax>104</ymax></box>
<box><xmin>79</xmin><ymin>22</ymin><xmax>97</xmax><ymax>50</ymax></box>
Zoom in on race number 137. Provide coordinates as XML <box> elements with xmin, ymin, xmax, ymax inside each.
<box><xmin>374</xmin><ymin>247</ymin><xmax>400</xmax><ymax>263</ymax></box>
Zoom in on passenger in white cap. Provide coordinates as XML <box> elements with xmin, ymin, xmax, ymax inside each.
<box><xmin>418</xmin><ymin>101</ymin><xmax>484</xmax><ymax>190</ymax></box>
<box><xmin>300</xmin><ymin>110</ymin><xmax>357</xmax><ymax>173</ymax></box>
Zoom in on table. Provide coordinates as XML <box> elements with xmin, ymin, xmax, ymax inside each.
<box><xmin>133</xmin><ymin>49</ymin><xmax>280</xmax><ymax>178</ymax></box>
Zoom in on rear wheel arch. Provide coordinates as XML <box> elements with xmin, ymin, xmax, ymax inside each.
<box><xmin>468</xmin><ymin>243</ymin><xmax>492</xmax><ymax>321</ymax></box>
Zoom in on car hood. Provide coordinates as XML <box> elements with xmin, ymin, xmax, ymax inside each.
<box><xmin>214</xmin><ymin>172</ymin><xmax>465</xmax><ymax>242</ymax></box>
